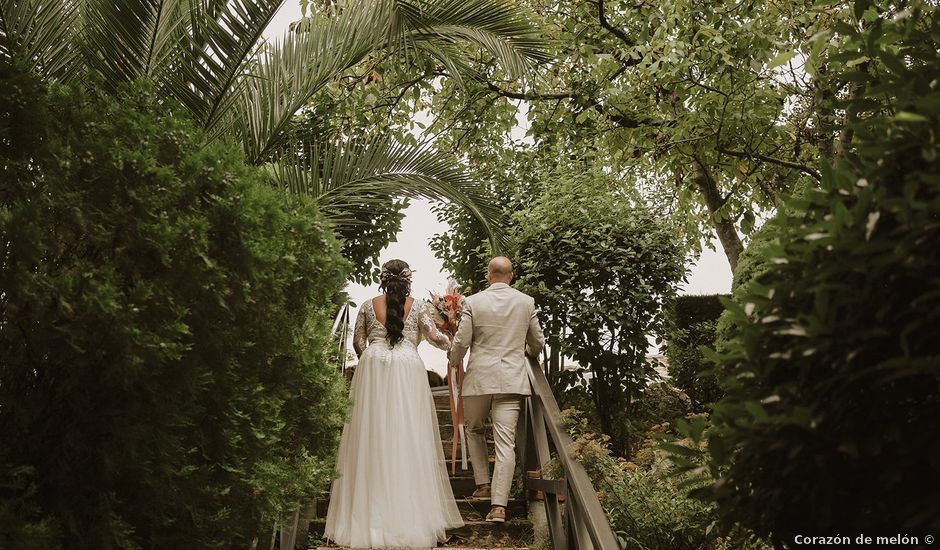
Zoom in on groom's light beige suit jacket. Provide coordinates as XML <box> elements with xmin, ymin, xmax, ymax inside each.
<box><xmin>450</xmin><ymin>282</ymin><xmax>546</xmax><ymax>397</ymax></box>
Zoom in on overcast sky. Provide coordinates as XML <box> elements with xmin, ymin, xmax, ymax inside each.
<box><xmin>264</xmin><ymin>3</ymin><xmax>732</xmax><ymax>372</ymax></box>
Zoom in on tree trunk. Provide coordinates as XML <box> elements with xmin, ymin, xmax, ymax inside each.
<box><xmin>589</xmin><ymin>364</ymin><xmax>612</xmax><ymax>441</ymax></box>
<box><xmin>548</xmin><ymin>338</ymin><xmax>560</xmax><ymax>390</ymax></box>
<box><xmin>589</xmin><ymin>353</ymin><xmax>631</xmax><ymax>459</ymax></box>
<box><xmin>693</xmin><ymin>157</ymin><xmax>743</xmax><ymax>272</ymax></box>
<box><xmin>814</xmin><ymin>64</ymin><xmax>837</xmax><ymax>163</ymax></box>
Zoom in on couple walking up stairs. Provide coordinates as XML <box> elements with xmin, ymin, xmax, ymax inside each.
<box><xmin>307</xmin><ymin>385</ymin><xmax>535</xmax><ymax>549</ymax></box>
<box><xmin>299</xmin><ymin>258</ymin><xmax>618</xmax><ymax>549</ymax></box>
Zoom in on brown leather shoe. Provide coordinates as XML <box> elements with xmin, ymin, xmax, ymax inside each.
<box><xmin>485</xmin><ymin>506</ymin><xmax>506</xmax><ymax>523</ymax></box>
<box><xmin>471</xmin><ymin>485</ymin><xmax>491</xmax><ymax>499</ymax></box>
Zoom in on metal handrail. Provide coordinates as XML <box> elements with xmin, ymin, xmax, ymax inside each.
<box><xmin>520</xmin><ymin>355</ymin><xmax>620</xmax><ymax>550</ymax></box>
<box><xmin>330</xmin><ymin>301</ymin><xmax>352</xmax><ymax>374</ymax></box>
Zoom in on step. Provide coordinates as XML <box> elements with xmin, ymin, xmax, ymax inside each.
<box><xmin>308</xmin><ymin>518</ymin><xmax>533</xmax><ymax>547</ymax></box>
<box><xmin>450</xmin><ymin>475</ymin><xmax>478</xmax><ymax>498</ymax></box>
<box><xmin>455</xmin><ymin>498</ymin><xmax>527</xmax><ymax>521</ymax></box>
<box><xmin>441</xmin><ymin>440</ymin><xmax>494</xmax><ymax>456</ymax></box>
<box><xmin>314</xmin><ymin>498</ymin><xmax>526</xmax><ymax>520</ymax></box>
<box><xmin>312</xmin><ymin>488</ymin><xmax>475</xmax><ymax>507</ymax></box>
<box><xmin>315</xmin><ymin>471</ymin><xmax>496</xmax><ymax>502</ymax></box>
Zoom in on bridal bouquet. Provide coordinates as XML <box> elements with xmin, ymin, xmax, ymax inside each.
<box><xmin>429</xmin><ymin>280</ymin><xmax>469</xmax><ymax>474</ymax></box>
<box><xmin>428</xmin><ymin>280</ymin><xmax>466</xmax><ymax>337</ymax></box>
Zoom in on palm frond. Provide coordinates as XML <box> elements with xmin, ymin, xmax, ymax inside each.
<box><xmin>81</xmin><ymin>0</ymin><xmax>189</xmax><ymax>87</ymax></box>
<box><xmin>233</xmin><ymin>1</ymin><xmax>392</xmax><ymax>163</ymax></box>
<box><xmin>393</xmin><ymin>0</ymin><xmax>550</xmax><ymax>81</ymax></box>
<box><xmin>169</xmin><ymin>0</ymin><xmax>285</xmax><ymax>129</ymax></box>
<box><xmin>268</xmin><ymin>137</ymin><xmax>507</xmax><ymax>249</ymax></box>
<box><xmin>0</xmin><ymin>0</ymin><xmax>81</xmax><ymax>81</ymax></box>
<box><xmin>232</xmin><ymin>0</ymin><xmax>547</xmax><ymax>163</ymax></box>
<box><xmin>410</xmin><ymin>39</ymin><xmax>475</xmax><ymax>89</ymax></box>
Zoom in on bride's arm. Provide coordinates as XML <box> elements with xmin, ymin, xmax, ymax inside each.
<box><xmin>418</xmin><ymin>301</ymin><xmax>452</xmax><ymax>351</ymax></box>
<box><xmin>352</xmin><ymin>306</ymin><xmax>368</xmax><ymax>358</ymax></box>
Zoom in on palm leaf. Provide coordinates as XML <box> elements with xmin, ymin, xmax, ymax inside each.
<box><xmin>233</xmin><ymin>0</ymin><xmax>547</xmax><ymax>163</ymax></box>
<box><xmin>81</xmin><ymin>0</ymin><xmax>189</xmax><ymax>87</ymax></box>
<box><xmin>393</xmin><ymin>0</ymin><xmax>549</xmax><ymax>81</ymax></box>
<box><xmin>0</xmin><ymin>0</ymin><xmax>81</xmax><ymax>81</ymax></box>
<box><xmin>233</xmin><ymin>1</ymin><xmax>392</xmax><ymax>163</ymax></box>
<box><xmin>268</xmin><ymin>137</ymin><xmax>508</xmax><ymax>250</ymax></box>
<box><xmin>169</xmin><ymin>0</ymin><xmax>285</xmax><ymax>129</ymax></box>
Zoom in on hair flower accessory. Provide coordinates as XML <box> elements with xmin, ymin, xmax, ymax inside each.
<box><xmin>380</xmin><ymin>266</ymin><xmax>413</xmax><ymax>284</ymax></box>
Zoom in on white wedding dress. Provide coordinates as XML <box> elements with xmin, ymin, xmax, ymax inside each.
<box><xmin>325</xmin><ymin>298</ymin><xmax>464</xmax><ymax>548</ymax></box>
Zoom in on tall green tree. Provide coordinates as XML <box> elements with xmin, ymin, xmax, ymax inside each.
<box><xmin>0</xmin><ymin>73</ymin><xmax>350</xmax><ymax>549</ymax></box>
<box><xmin>515</xmin><ymin>175</ymin><xmax>686</xmax><ymax>456</ymax></box>
<box><xmin>416</xmin><ymin>0</ymin><xmax>859</xmax><ymax>272</ymax></box>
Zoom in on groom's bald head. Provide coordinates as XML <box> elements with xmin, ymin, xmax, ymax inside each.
<box><xmin>487</xmin><ymin>256</ymin><xmax>514</xmax><ymax>285</ymax></box>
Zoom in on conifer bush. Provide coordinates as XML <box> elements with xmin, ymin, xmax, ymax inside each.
<box><xmin>0</xmin><ymin>68</ymin><xmax>349</xmax><ymax>549</ymax></box>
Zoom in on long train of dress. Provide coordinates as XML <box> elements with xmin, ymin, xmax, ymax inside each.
<box><xmin>325</xmin><ymin>300</ymin><xmax>463</xmax><ymax>548</ymax></box>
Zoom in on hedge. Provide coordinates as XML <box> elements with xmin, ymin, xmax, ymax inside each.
<box><xmin>684</xmin><ymin>6</ymin><xmax>940</xmax><ymax>541</ymax></box>
<box><xmin>0</xmin><ymin>68</ymin><xmax>349</xmax><ymax>549</ymax></box>
<box><xmin>665</xmin><ymin>294</ymin><xmax>728</xmax><ymax>411</ymax></box>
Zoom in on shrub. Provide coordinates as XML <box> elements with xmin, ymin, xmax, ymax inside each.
<box><xmin>631</xmin><ymin>382</ymin><xmax>693</xmax><ymax>436</ymax></box>
<box><xmin>665</xmin><ymin>295</ymin><xmax>728</xmax><ymax>411</ymax></box>
<box><xmin>547</xmin><ymin>410</ymin><xmax>766</xmax><ymax>550</ymax></box>
<box><xmin>0</xmin><ymin>70</ymin><xmax>349</xmax><ymax>549</ymax></box>
<box><xmin>713</xmin><ymin>224</ymin><xmax>777</xmax><ymax>355</ymax></box>
<box><xmin>687</xmin><ymin>4</ymin><xmax>940</xmax><ymax>541</ymax></box>
<box><xmin>672</xmin><ymin>296</ymin><xmax>726</xmax><ymax>326</ymax></box>
<box><xmin>515</xmin><ymin>176</ymin><xmax>686</xmax><ymax>457</ymax></box>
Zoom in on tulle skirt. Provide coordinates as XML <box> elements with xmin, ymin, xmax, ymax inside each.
<box><xmin>325</xmin><ymin>342</ymin><xmax>463</xmax><ymax>548</ymax></box>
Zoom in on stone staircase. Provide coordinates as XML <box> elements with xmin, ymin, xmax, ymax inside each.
<box><xmin>305</xmin><ymin>386</ymin><xmax>535</xmax><ymax>549</ymax></box>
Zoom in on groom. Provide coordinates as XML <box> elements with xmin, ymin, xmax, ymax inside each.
<box><xmin>449</xmin><ymin>256</ymin><xmax>545</xmax><ymax>523</ymax></box>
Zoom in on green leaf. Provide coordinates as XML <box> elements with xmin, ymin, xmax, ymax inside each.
<box><xmin>744</xmin><ymin>401</ymin><xmax>769</xmax><ymax>422</ymax></box>
<box><xmin>893</xmin><ymin>111</ymin><xmax>928</xmax><ymax>122</ymax></box>
<box><xmin>268</xmin><ymin>137</ymin><xmax>509</xmax><ymax>250</ymax></box>
<box><xmin>768</xmin><ymin>49</ymin><xmax>796</xmax><ymax>69</ymax></box>
<box><xmin>660</xmin><ymin>442</ymin><xmax>699</xmax><ymax>458</ymax></box>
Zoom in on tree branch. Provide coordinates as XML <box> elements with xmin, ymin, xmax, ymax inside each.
<box><xmin>597</xmin><ymin>0</ymin><xmax>635</xmax><ymax>48</ymax></box>
<box><xmin>368</xmin><ymin>72</ymin><xmax>433</xmax><ymax>114</ymax></box>
<box><xmin>717</xmin><ymin>147</ymin><xmax>821</xmax><ymax>181</ymax></box>
<box><xmin>686</xmin><ymin>66</ymin><xmax>728</xmax><ymax>97</ymax></box>
<box><xmin>483</xmin><ymin>78</ymin><xmax>665</xmax><ymax>129</ymax></box>
<box><xmin>484</xmin><ymin>81</ymin><xmax>578</xmax><ymax>101</ymax></box>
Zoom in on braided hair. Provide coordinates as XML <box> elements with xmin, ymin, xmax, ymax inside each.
<box><xmin>378</xmin><ymin>259</ymin><xmax>412</xmax><ymax>347</ymax></box>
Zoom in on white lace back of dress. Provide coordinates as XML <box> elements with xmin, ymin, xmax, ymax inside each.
<box><xmin>354</xmin><ymin>298</ymin><xmax>452</xmax><ymax>353</ymax></box>
<box><xmin>368</xmin><ymin>299</ymin><xmax>419</xmax><ymax>346</ymax></box>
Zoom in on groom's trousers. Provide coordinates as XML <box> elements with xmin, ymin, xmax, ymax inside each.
<box><xmin>462</xmin><ymin>393</ymin><xmax>522</xmax><ymax>507</ymax></box>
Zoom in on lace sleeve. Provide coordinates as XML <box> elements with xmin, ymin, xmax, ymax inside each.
<box><xmin>353</xmin><ymin>305</ymin><xmax>368</xmax><ymax>358</ymax></box>
<box><xmin>419</xmin><ymin>301</ymin><xmax>452</xmax><ymax>351</ymax></box>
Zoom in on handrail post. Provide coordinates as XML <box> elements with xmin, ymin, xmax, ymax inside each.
<box><xmin>525</xmin><ymin>356</ymin><xmax>620</xmax><ymax>550</ymax></box>
<box><xmin>527</xmin><ymin>394</ymin><xmax>566</xmax><ymax>549</ymax></box>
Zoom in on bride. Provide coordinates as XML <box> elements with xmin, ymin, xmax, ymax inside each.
<box><xmin>325</xmin><ymin>259</ymin><xmax>464</xmax><ymax>548</ymax></box>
